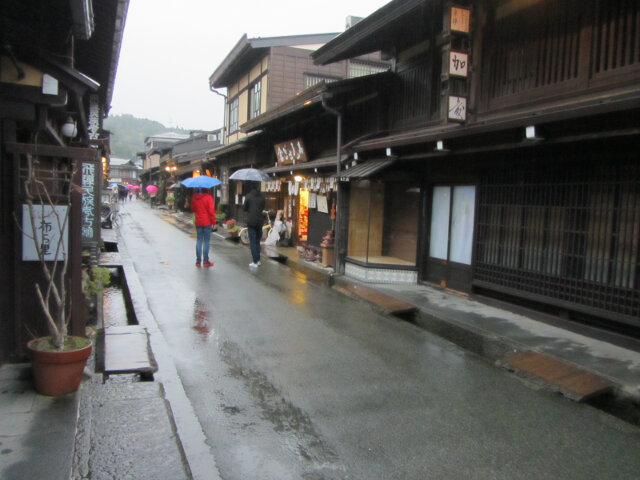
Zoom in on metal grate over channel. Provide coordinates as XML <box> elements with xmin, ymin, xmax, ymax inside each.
<box><xmin>474</xmin><ymin>161</ymin><xmax>640</xmax><ymax>324</ymax></box>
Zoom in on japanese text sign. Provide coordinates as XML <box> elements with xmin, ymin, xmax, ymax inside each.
<box><xmin>22</xmin><ymin>204</ymin><xmax>69</xmax><ymax>261</ymax></box>
<box><xmin>274</xmin><ymin>138</ymin><xmax>308</xmax><ymax>166</ymax></box>
<box><xmin>449</xmin><ymin>51</ymin><xmax>469</xmax><ymax>77</ymax></box>
<box><xmin>451</xmin><ymin>6</ymin><xmax>471</xmax><ymax>33</ymax></box>
<box><xmin>81</xmin><ymin>160</ymin><xmax>100</xmax><ymax>244</ymax></box>
<box><xmin>448</xmin><ymin>96</ymin><xmax>467</xmax><ymax>122</ymax></box>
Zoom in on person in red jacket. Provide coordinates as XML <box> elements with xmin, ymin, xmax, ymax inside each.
<box><xmin>190</xmin><ymin>189</ymin><xmax>216</xmax><ymax>267</ymax></box>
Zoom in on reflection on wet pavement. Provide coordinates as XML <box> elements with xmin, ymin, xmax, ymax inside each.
<box><xmin>192</xmin><ymin>298</ymin><xmax>211</xmax><ymax>339</ymax></box>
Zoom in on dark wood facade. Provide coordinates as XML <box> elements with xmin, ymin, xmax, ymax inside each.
<box><xmin>0</xmin><ymin>1</ymin><xmax>127</xmax><ymax>362</ymax></box>
<box><xmin>312</xmin><ymin>0</ymin><xmax>640</xmax><ymax>332</ymax></box>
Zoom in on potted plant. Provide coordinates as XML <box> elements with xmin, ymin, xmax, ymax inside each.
<box><xmin>20</xmin><ymin>153</ymin><xmax>93</xmax><ymax>396</ymax></box>
<box><xmin>224</xmin><ymin>218</ymin><xmax>240</xmax><ymax>237</ymax></box>
<box><xmin>166</xmin><ymin>195</ymin><xmax>175</xmax><ymax>209</ymax></box>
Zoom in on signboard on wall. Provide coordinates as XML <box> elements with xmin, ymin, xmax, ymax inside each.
<box><xmin>22</xmin><ymin>205</ymin><xmax>69</xmax><ymax>261</ymax></box>
<box><xmin>449</xmin><ymin>51</ymin><xmax>468</xmax><ymax>77</ymax></box>
<box><xmin>274</xmin><ymin>138</ymin><xmax>308</xmax><ymax>166</ymax></box>
<box><xmin>448</xmin><ymin>95</ymin><xmax>467</xmax><ymax>121</ymax></box>
<box><xmin>450</xmin><ymin>6</ymin><xmax>471</xmax><ymax>33</ymax></box>
<box><xmin>81</xmin><ymin>159</ymin><xmax>100</xmax><ymax>245</ymax></box>
<box><xmin>88</xmin><ymin>95</ymin><xmax>100</xmax><ymax>141</ymax></box>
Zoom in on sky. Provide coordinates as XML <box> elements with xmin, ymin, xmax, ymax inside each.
<box><xmin>109</xmin><ymin>0</ymin><xmax>392</xmax><ymax>131</ymax></box>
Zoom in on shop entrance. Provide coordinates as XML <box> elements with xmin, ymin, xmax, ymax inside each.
<box><xmin>425</xmin><ymin>185</ymin><xmax>476</xmax><ymax>292</ymax></box>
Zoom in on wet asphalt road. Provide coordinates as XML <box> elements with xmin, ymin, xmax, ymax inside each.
<box><xmin>116</xmin><ymin>201</ymin><xmax>640</xmax><ymax>480</ymax></box>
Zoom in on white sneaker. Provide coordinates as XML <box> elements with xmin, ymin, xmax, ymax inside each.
<box><xmin>249</xmin><ymin>262</ymin><xmax>258</xmax><ymax>268</ymax></box>
<box><xmin>257</xmin><ymin>261</ymin><xmax>261</xmax><ymax>266</ymax></box>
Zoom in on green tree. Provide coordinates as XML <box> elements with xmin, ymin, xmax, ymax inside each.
<box><xmin>103</xmin><ymin>114</ymin><xmax>190</xmax><ymax>161</ymax></box>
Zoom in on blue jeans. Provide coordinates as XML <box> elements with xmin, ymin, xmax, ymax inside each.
<box><xmin>195</xmin><ymin>225</ymin><xmax>212</xmax><ymax>263</ymax></box>
<box><xmin>248</xmin><ymin>225</ymin><xmax>261</xmax><ymax>263</ymax></box>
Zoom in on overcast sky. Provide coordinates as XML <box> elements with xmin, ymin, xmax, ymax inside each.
<box><xmin>109</xmin><ymin>0</ymin><xmax>391</xmax><ymax>131</ymax></box>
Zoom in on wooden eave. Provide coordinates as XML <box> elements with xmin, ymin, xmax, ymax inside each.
<box><xmin>312</xmin><ymin>0</ymin><xmax>430</xmax><ymax>65</ymax></box>
<box><xmin>210</xmin><ymin>32</ymin><xmax>340</xmax><ymax>88</ymax></box>
<box><xmin>352</xmin><ymin>88</ymin><xmax>640</xmax><ymax>153</ymax></box>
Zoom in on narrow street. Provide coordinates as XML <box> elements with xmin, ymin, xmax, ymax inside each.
<box><xmin>116</xmin><ymin>200</ymin><xmax>640</xmax><ymax>480</ymax></box>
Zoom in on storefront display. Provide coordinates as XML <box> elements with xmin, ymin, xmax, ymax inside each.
<box><xmin>347</xmin><ymin>180</ymin><xmax>419</xmax><ymax>266</ymax></box>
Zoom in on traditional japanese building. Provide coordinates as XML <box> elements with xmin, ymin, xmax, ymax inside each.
<box><xmin>207</xmin><ymin>27</ymin><xmax>389</xmax><ymax>227</ymax></box>
<box><xmin>311</xmin><ymin>0</ymin><xmax>640</xmax><ymax>332</ymax></box>
<box><xmin>0</xmin><ymin>0</ymin><xmax>130</xmax><ymax>362</ymax></box>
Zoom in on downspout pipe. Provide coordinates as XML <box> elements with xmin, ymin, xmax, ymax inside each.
<box><xmin>321</xmin><ymin>94</ymin><xmax>344</xmax><ymax>276</ymax></box>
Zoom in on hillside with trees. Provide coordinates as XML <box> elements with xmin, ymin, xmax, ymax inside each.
<box><xmin>104</xmin><ymin>114</ymin><xmax>190</xmax><ymax>160</ymax></box>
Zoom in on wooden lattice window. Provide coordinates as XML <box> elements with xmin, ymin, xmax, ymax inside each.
<box><xmin>475</xmin><ymin>162</ymin><xmax>640</xmax><ymax>320</ymax></box>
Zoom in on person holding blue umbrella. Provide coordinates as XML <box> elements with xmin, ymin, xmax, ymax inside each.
<box><xmin>185</xmin><ymin>177</ymin><xmax>220</xmax><ymax>267</ymax></box>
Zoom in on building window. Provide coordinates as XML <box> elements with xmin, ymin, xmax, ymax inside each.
<box><xmin>249</xmin><ymin>81</ymin><xmax>261</xmax><ymax>120</ymax></box>
<box><xmin>348</xmin><ymin>61</ymin><xmax>388</xmax><ymax>78</ymax></box>
<box><xmin>229</xmin><ymin>98</ymin><xmax>239</xmax><ymax>133</ymax></box>
<box><xmin>304</xmin><ymin>74</ymin><xmax>340</xmax><ymax>89</ymax></box>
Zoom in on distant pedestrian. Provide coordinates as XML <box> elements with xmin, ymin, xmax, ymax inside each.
<box><xmin>243</xmin><ymin>182</ymin><xmax>265</xmax><ymax>268</ymax></box>
<box><xmin>191</xmin><ymin>188</ymin><xmax>216</xmax><ymax>267</ymax></box>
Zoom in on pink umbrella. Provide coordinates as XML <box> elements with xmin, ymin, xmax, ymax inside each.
<box><xmin>127</xmin><ymin>184</ymin><xmax>141</xmax><ymax>190</ymax></box>
<box><xmin>145</xmin><ymin>185</ymin><xmax>158</xmax><ymax>193</ymax></box>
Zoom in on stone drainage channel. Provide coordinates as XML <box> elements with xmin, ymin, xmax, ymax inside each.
<box><xmin>95</xmin><ymin>240</ymin><xmax>157</xmax><ymax>382</ymax></box>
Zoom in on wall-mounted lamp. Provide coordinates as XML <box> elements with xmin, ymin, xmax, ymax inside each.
<box><xmin>294</xmin><ymin>175</ymin><xmax>304</xmax><ymax>182</ymax></box>
<box><xmin>61</xmin><ymin>116</ymin><xmax>77</xmax><ymax>138</ymax></box>
<box><xmin>435</xmin><ymin>140</ymin><xmax>449</xmax><ymax>152</ymax></box>
<box><xmin>386</xmin><ymin>147</ymin><xmax>392</xmax><ymax>157</ymax></box>
<box><xmin>525</xmin><ymin>125</ymin><xmax>542</xmax><ymax>141</ymax></box>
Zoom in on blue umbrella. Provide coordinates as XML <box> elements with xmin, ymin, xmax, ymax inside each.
<box><xmin>181</xmin><ymin>176</ymin><xmax>222</xmax><ymax>188</ymax></box>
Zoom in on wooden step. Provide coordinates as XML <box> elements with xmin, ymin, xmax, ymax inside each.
<box><xmin>337</xmin><ymin>281</ymin><xmax>417</xmax><ymax>316</ymax></box>
<box><xmin>505</xmin><ymin>351</ymin><xmax>614</xmax><ymax>402</ymax></box>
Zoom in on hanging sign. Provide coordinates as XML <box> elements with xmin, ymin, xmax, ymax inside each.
<box><xmin>22</xmin><ymin>205</ymin><xmax>69</xmax><ymax>261</ymax></box>
<box><xmin>274</xmin><ymin>138</ymin><xmax>308</xmax><ymax>166</ymax></box>
<box><xmin>88</xmin><ymin>95</ymin><xmax>100</xmax><ymax>141</ymax></box>
<box><xmin>450</xmin><ymin>6</ymin><xmax>471</xmax><ymax>33</ymax></box>
<box><xmin>81</xmin><ymin>159</ymin><xmax>100</xmax><ymax>245</ymax></box>
<box><xmin>449</xmin><ymin>51</ymin><xmax>469</xmax><ymax>77</ymax></box>
<box><xmin>448</xmin><ymin>95</ymin><xmax>467</xmax><ymax>121</ymax></box>
<box><xmin>317</xmin><ymin>195</ymin><xmax>329</xmax><ymax>214</ymax></box>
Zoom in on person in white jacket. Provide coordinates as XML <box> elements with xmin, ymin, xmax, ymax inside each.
<box><xmin>264</xmin><ymin>210</ymin><xmax>286</xmax><ymax>246</ymax></box>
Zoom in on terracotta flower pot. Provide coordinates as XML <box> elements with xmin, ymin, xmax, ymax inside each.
<box><xmin>27</xmin><ymin>336</ymin><xmax>92</xmax><ymax>396</ymax></box>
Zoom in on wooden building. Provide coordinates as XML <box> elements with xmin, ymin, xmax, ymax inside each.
<box><xmin>311</xmin><ymin>0</ymin><xmax>640</xmax><ymax>332</ymax></box>
<box><xmin>0</xmin><ymin>0</ymin><xmax>129</xmax><ymax>362</ymax></box>
<box><xmin>208</xmin><ymin>30</ymin><xmax>389</xmax><ymax>228</ymax></box>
